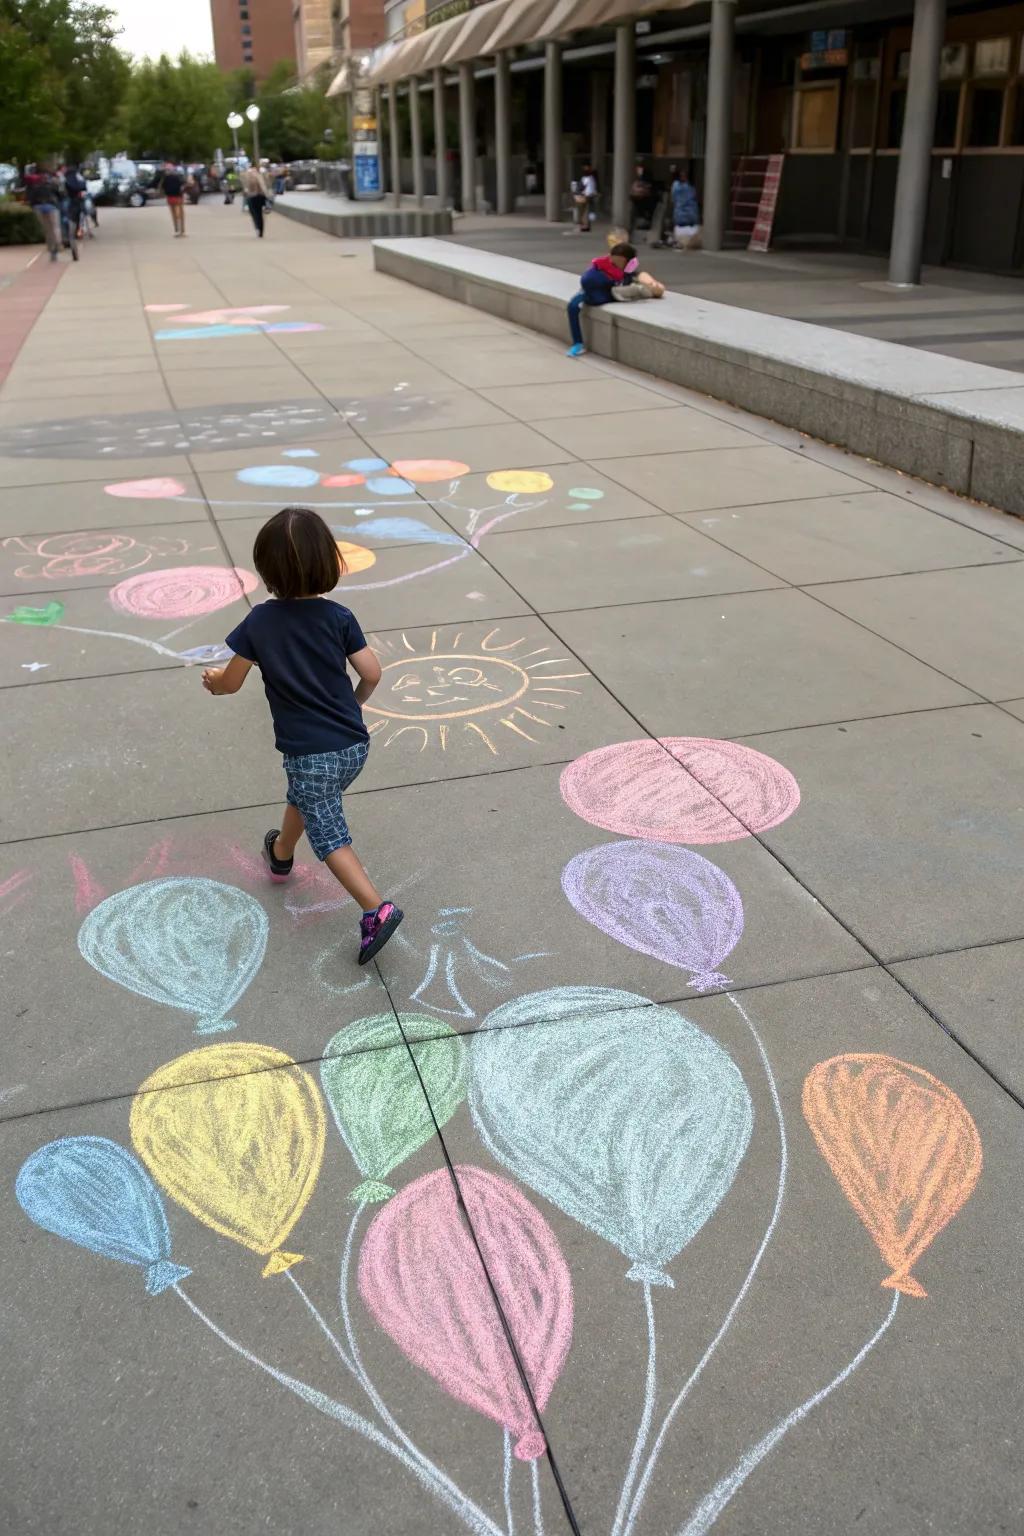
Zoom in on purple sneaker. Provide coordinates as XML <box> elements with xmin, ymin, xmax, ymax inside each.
<box><xmin>359</xmin><ymin>901</ymin><xmax>404</xmax><ymax>965</ymax></box>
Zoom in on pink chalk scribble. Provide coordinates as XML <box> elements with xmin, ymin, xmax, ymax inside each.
<box><xmin>105</xmin><ymin>478</ymin><xmax>188</xmax><ymax>500</ymax></box>
<box><xmin>170</xmin><ymin>306</ymin><xmax>290</xmax><ymax>325</ymax></box>
<box><xmin>0</xmin><ymin>869</ymin><xmax>31</xmax><ymax>917</ymax></box>
<box><xmin>3</xmin><ymin>531</ymin><xmax>189</xmax><ymax>582</ymax></box>
<box><xmin>69</xmin><ymin>839</ymin><xmax>175</xmax><ymax>916</ymax></box>
<box><xmin>144</xmin><ymin>304</ymin><xmax>188</xmax><ymax>313</ymax></box>
<box><xmin>358</xmin><ymin>1165</ymin><xmax>573</xmax><ymax>1459</ymax></box>
<box><xmin>108</xmin><ymin>566</ymin><xmax>257</xmax><ymax>620</ymax></box>
<box><xmin>559</xmin><ymin>737</ymin><xmax>801</xmax><ymax>845</ymax></box>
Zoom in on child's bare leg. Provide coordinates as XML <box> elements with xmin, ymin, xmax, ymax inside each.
<box><xmin>273</xmin><ymin>804</ymin><xmax>305</xmax><ymax>861</ymax></box>
<box><xmin>325</xmin><ymin>845</ymin><xmax>382</xmax><ymax>911</ymax></box>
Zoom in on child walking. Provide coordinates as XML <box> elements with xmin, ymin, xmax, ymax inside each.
<box><xmin>202</xmin><ymin>507</ymin><xmax>403</xmax><ymax>965</ymax></box>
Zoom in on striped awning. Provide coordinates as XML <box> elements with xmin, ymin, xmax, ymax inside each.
<box><xmin>329</xmin><ymin>0</ymin><xmax>666</xmax><ymax>90</ymax></box>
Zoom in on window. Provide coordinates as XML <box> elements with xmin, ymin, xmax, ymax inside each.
<box><xmin>934</xmin><ymin>85</ymin><xmax>961</xmax><ymax>146</ymax></box>
<box><xmin>849</xmin><ymin>45</ymin><xmax>880</xmax><ymax>148</ymax></box>
<box><xmin>241</xmin><ymin>22</ymin><xmax>251</xmax><ymax>33</ymax></box>
<box><xmin>791</xmin><ymin>80</ymin><xmax>840</xmax><ymax>150</ymax></box>
<box><xmin>975</xmin><ymin>37</ymin><xmax>1011</xmax><ymax>76</ymax></box>
<box><xmin>967</xmin><ymin>84</ymin><xmax>1004</xmax><ymax>145</ymax></box>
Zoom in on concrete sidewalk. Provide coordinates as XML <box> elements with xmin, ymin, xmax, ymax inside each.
<box><xmin>2</xmin><ymin>198</ymin><xmax>1024</xmax><ymax>1536</ymax></box>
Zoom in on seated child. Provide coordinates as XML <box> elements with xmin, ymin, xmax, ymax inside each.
<box><xmin>566</xmin><ymin>242</ymin><xmax>664</xmax><ymax>357</ymax></box>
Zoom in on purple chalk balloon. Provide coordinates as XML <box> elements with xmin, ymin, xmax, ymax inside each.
<box><xmin>561</xmin><ymin>840</ymin><xmax>744</xmax><ymax>990</ymax></box>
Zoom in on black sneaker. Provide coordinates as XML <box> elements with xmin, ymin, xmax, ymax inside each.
<box><xmin>358</xmin><ymin>902</ymin><xmax>404</xmax><ymax>965</ymax></box>
<box><xmin>261</xmin><ymin>829</ymin><xmax>293</xmax><ymax>882</ymax></box>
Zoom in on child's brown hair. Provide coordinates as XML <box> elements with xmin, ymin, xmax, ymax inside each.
<box><xmin>253</xmin><ymin>507</ymin><xmax>345</xmax><ymax>599</ymax></box>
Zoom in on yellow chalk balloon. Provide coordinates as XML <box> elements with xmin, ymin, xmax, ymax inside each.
<box><xmin>336</xmin><ymin>540</ymin><xmax>377</xmax><ymax>574</ymax></box>
<box><xmin>485</xmin><ymin>470</ymin><xmax>555</xmax><ymax>495</ymax></box>
<box><xmin>130</xmin><ymin>1042</ymin><xmax>325</xmax><ymax>1277</ymax></box>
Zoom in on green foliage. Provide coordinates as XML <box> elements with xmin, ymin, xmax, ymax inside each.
<box><xmin>224</xmin><ymin>57</ymin><xmax>349</xmax><ymax>162</ymax></box>
<box><xmin>117</xmin><ymin>51</ymin><xmax>229</xmax><ymax>161</ymax></box>
<box><xmin>0</xmin><ymin>197</ymin><xmax>45</xmax><ymax>244</ymax></box>
<box><xmin>0</xmin><ymin>0</ymin><xmax>127</xmax><ymax>162</ymax></box>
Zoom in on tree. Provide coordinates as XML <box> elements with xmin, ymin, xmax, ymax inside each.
<box><xmin>0</xmin><ymin>0</ymin><xmax>128</xmax><ymax>163</ymax></box>
<box><xmin>117</xmin><ymin>51</ymin><xmax>229</xmax><ymax>161</ymax></box>
<box><xmin>223</xmin><ymin>58</ymin><xmax>348</xmax><ymax>162</ymax></box>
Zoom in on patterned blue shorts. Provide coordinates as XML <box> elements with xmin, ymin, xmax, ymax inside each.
<box><xmin>282</xmin><ymin>741</ymin><xmax>370</xmax><ymax>861</ymax></box>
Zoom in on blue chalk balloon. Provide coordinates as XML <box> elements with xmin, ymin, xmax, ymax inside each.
<box><xmin>471</xmin><ymin>986</ymin><xmax>753</xmax><ymax>1286</ymax></box>
<box><xmin>365</xmin><ymin>476</ymin><xmax>414</xmax><ymax>496</ymax></box>
<box><xmin>16</xmin><ymin>1136</ymin><xmax>190</xmax><ymax>1294</ymax></box>
<box><xmin>236</xmin><ymin>464</ymin><xmax>320</xmax><ymax>489</ymax></box>
<box><xmin>331</xmin><ymin>518</ymin><xmax>465</xmax><ymax>547</ymax></box>
<box><xmin>343</xmin><ymin>457</ymin><xmax>389</xmax><ymax>473</ymax></box>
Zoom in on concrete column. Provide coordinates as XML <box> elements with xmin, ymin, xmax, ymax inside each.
<box><xmin>458</xmin><ymin>61</ymin><xmax>476</xmax><ymax>213</ymax></box>
<box><xmin>494</xmin><ymin>49</ymin><xmax>512</xmax><ymax>215</ymax></box>
<box><xmin>388</xmin><ymin>80</ymin><xmax>400</xmax><ymax>207</ymax></box>
<box><xmin>888</xmin><ymin>0</ymin><xmax>945</xmax><ymax>285</ymax></box>
<box><xmin>410</xmin><ymin>74</ymin><xmax>424</xmax><ymax>206</ymax></box>
<box><xmin>611</xmin><ymin>24</ymin><xmax>635</xmax><ymax>228</ymax></box>
<box><xmin>433</xmin><ymin>68</ymin><xmax>449</xmax><ymax>208</ymax></box>
<box><xmin>703</xmin><ymin>0</ymin><xmax>736</xmax><ymax>252</ymax></box>
<box><xmin>544</xmin><ymin>40</ymin><xmax>562</xmax><ymax>223</ymax></box>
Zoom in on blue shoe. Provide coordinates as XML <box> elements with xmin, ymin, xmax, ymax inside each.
<box><xmin>567</xmin><ymin>343</ymin><xmax>586</xmax><ymax>358</ymax></box>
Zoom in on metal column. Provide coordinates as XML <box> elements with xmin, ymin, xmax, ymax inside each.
<box><xmin>410</xmin><ymin>75</ymin><xmax>424</xmax><ymax>206</ymax></box>
<box><xmin>433</xmin><ymin>68</ymin><xmax>449</xmax><ymax>208</ymax></box>
<box><xmin>388</xmin><ymin>81</ymin><xmax>401</xmax><ymax>207</ymax></box>
<box><xmin>611</xmin><ymin>24</ymin><xmax>635</xmax><ymax>229</ymax></box>
<box><xmin>888</xmin><ymin>0</ymin><xmax>946</xmax><ymax>284</ymax></box>
<box><xmin>458</xmin><ymin>62</ymin><xmax>476</xmax><ymax>213</ymax></box>
<box><xmin>544</xmin><ymin>40</ymin><xmax>562</xmax><ymax>223</ymax></box>
<box><xmin>495</xmin><ymin>49</ymin><xmax>512</xmax><ymax>215</ymax></box>
<box><xmin>703</xmin><ymin>0</ymin><xmax>736</xmax><ymax>251</ymax></box>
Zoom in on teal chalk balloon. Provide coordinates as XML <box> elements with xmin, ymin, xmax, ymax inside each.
<box><xmin>77</xmin><ymin>877</ymin><xmax>268</xmax><ymax>1035</ymax></box>
<box><xmin>471</xmin><ymin>986</ymin><xmax>753</xmax><ymax>1286</ymax></box>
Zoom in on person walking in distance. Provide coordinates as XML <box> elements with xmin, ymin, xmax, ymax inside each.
<box><xmin>242</xmin><ymin>163</ymin><xmax>269</xmax><ymax>237</ymax></box>
<box><xmin>160</xmin><ymin>161</ymin><xmax>186</xmax><ymax>237</ymax></box>
<box><xmin>26</xmin><ymin>165</ymin><xmax>62</xmax><ymax>261</ymax></box>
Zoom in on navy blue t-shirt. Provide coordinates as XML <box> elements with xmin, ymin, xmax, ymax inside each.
<box><xmin>225</xmin><ymin>598</ymin><xmax>369</xmax><ymax>755</ymax></box>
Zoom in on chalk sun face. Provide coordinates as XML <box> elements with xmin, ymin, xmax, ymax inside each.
<box><xmin>365</xmin><ymin>627</ymin><xmax>588</xmax><ymax>755</ymax></box>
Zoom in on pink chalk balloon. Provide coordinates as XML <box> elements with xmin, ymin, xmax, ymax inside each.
<box><xmin>105</xmin><ymin>478</ymin><xmax>188</xmax><ymax>500</ymax></box>
<box><xmin>359</xmin><ymin>1166</ymin><xmax>572</xmax><ymax>1459</ymax></box>
<box><xmin>109</xmin><ymin>566</ymin><xmax>258</xmax><ymax>620</ymax></box>
<box><xmin>560</xmin><ymin>737</ymin><xmax>800</xmax><ymax>845</ymax></box>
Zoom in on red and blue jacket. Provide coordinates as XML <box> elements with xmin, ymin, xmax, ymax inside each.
<box><xmin>579</xmin><ymin>255</ymin><xmax>626</xmax><ymax>306</ymax></box>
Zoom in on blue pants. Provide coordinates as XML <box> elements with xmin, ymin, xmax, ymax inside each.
<box><xmin>567</xmin><ymin>291</ymin><xmax>587</xmax><ymax>347</ymax></box>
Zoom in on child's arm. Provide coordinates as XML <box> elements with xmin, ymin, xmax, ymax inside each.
<box><xmin>349</xmin><ymin>645</ymin><xmax>382</xmax><ymax>706</ymax></box>
<box><xmin>202</xmin><ymin>655</ymin><xmax>253</xmax><ymax>695</ymax></box>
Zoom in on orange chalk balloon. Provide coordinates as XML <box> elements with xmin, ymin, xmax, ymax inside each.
<box><xmin>803</xmin><ymin>1054</ymin><xmax>982</xmax><ymax>1298</ymax></box>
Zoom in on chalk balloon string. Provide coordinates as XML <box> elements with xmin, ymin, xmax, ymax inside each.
<box><xmin>171</xmin><ymin>1284</ymin><xmax>504</xmax><ymax>1536</ymax></box>
<box><xmin>675</xmin><ymin>1293</ymin><xmax>900</xmax><ymax>1536</ymax></box>
<box><xmin>608</xmin><ymin>1279</ymin><xmax>658</xmax><ymax>1536</ymax></box>
<box><xmin>621</xmin><ymin>990</ymin><xmax>788</xmax><ymax>1536</ymax></box>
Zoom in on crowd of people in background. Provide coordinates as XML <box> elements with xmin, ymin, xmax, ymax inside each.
<box><xmin>23</xmin><ymin>163</ymin><xmax>96</xmax><ymax>261</ymax></box>
<box><xmin>568</xmin><ymin>160</ymin><xmax>702</xmax><ymax>250</ymax></box>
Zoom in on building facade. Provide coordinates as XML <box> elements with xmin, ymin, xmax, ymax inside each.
<box><xmin>210</xmin><ymin>0</ymin><xmax>296</xmax><ymax>78</ymax></box>
<box><xmin>293</xmin><ymin>0</ymin><xmax>336</xmax><ymax>78</ymax></box>
<box><xmin>334</xmin><ymin>0</ymin><xmax>388</xmax><ymax>55</ymax></box>
<box><xmin>332</xmin><ymin>0</ymin><xmax>1024</xmax><ymax>281</ymax></box>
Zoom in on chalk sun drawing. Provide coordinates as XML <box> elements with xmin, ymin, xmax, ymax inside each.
<box><xmin>471</xmin><ymin>987</ymin><xmax>753</xmax><ymax>1287</ymax></box>
<box><xmin>16</xmin><ymin>1136</ymin><xmax>191</xmax><ymax>1295</ymax></box>
<box><xmin>109</xmin><ymin>566</ymin><xmax>258</xmax><ymax>620</ymax></box>
<box><xmin>358</xmin><ymin>1165</ymin><xmax>573</xmax><ymax>1460</ymax></box>
<box><xmin>77</xmin><ymin>876</ymin><xmax>268</xmax><ymax>1034</ymax></box>
<box><xmin>321</xmin><ymin>1014</ymin><xmax>467</xmax><ymax>1202</ymax></box>
<box><xmin>560</xmin><ymin>738</ymin><xmax>801</xmax><ymax>845</ymax></box>
<box><xmin>562</xmin><ymin>841</ymin><xmax>744</xmax><ymax>991</ymax></box>
<box><xmin>131</xmin><ymin>1042</ymin><xmax>325</xmax><ymax>1276</ymax></box>
<box><xmin>803</xmin><ymin>1053</ymin><xmax>982</xmax><ymax>1297</ymax></box>
<box><xmin>364</xmin><ymin>626</ymin><xmax>588</xmax><ymax>755</ymax></box>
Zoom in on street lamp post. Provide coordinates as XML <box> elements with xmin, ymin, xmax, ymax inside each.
<box><xmin>226</xmin><ymin>111</ymin><xmax>243</xmax><ymax>158</ymax></box>
<box><xmin>245</xmin><ymin>103</ymin><xmax>261</xmax><ymax>167</ymax></box>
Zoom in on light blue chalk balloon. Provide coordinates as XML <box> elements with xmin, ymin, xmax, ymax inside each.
<box><xmin>331</xmin><ymin>518</ymin><xmax>465</xmax><ymax>547</ymax></box>
<box><xmin>237</xmin><ymin>463</ymin><xmax>320</xmax><ymax>488</ymax></box>
<box><xmin>471</xmin><ymin>986</ymin><xmax>753</xmax><ymax>1286</ymax></box>
<box><xmin>16</xmin><ymin>1136</ymin><xmax>190</xmax><ymax>1294</ymax></box>
<box><xmin>77</xmin><ymin>877</ymin><xmax>268</xmax><ymax>1035</ymax></box>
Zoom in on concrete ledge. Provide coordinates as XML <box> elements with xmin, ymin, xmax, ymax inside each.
<box><xmin>276</xmin><ymin>201</ymin><xmax>452</xmax><ymax>240</ymax></box>
<box><xmin>372</xmin><ymin>237</ymin><xmax>1024</xmax><ymax>515</ymax></box>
